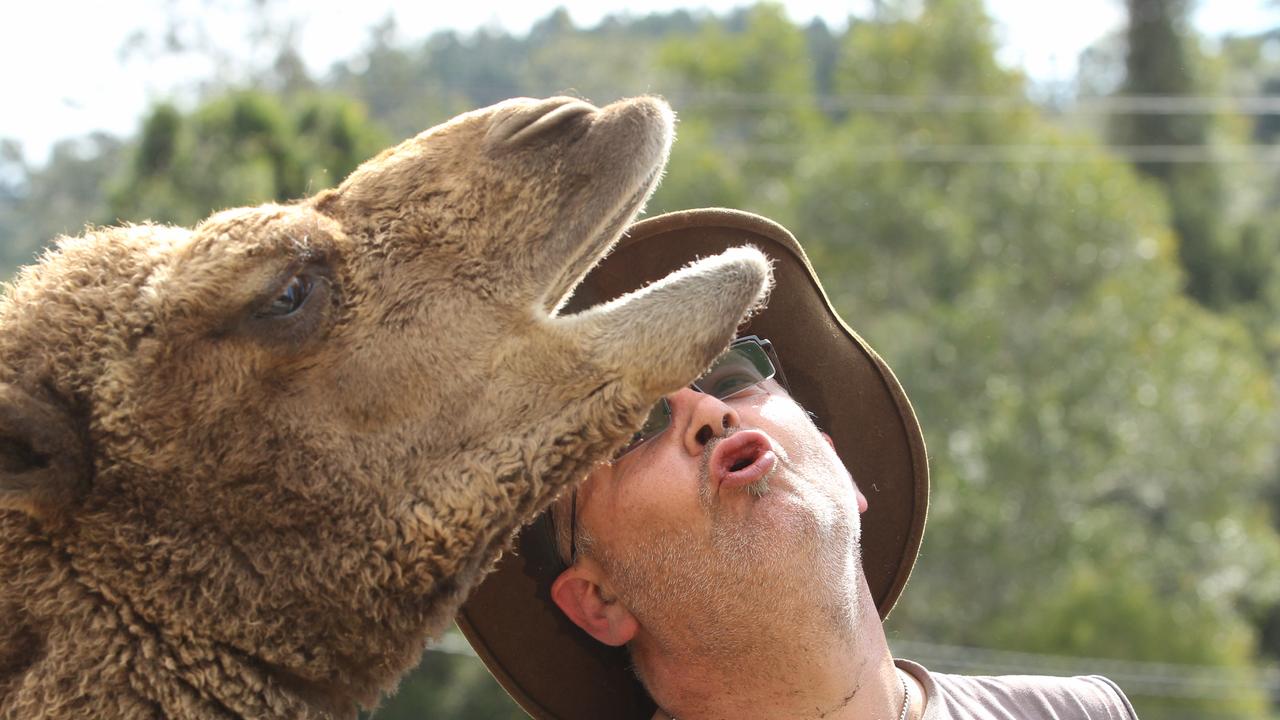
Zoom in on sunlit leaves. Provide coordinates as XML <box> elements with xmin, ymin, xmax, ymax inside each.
<box><xmin>109</xmin><ymin>91</ymin><xmax>389</xmax><ymax>226</ymax></box>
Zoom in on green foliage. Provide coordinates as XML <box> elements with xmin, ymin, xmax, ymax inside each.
<box><xmin>135</xmin><ymin>104</ymin><xmax>181</xmax><ymax>176</ymax></box>
<box><xmin>366</xmin><ymin>630</ymin><xmax>524</xmax><ymax>720</ymax></box>
<box><xmin>326</xmin><ymin>13</ymin><xmax>686</xmax><ymax>145</ymax></box>
<box><xmin>5</xmin><ymin>3</ymin><xmax>1280</xmax><ymax>718</ymax></box>
<box><xmin>1111</xmin><ymin>0</ymin><xmax>1241</xmax><ymax>309</ymax></box>
<box><xmin>649</xmin><ymin>4</ymin><xmax>825</xmax><ymax>219</ymax></box>
<box><xmin>722</xmin><ymin>2</ymin><xmax>1276</xmax><ymax>716</ymax></box>
<box><xmin>0</xmin><ymin>133</ymin><xmax>125</xmax><ymax>275</ymax></box>
<box><xmin>108</xmin><ymin>91</ymin><xmax>389</xmax><ymax>226</ymax></box>
<box><xmin>838</xmin><ymin>0</ymin><xmax>1020</xmax><ymax>98</ymax></box>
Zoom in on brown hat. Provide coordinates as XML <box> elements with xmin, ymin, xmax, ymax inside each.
<box><xmin>457</xmin><ymin>208</ymin><xmax>928</xmax><ymax>720</ymax></box>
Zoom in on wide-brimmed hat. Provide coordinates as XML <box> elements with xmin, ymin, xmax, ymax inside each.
<box><xmin>456</xmin><ymin>208</ymin><xmax>929</xmax><ymax>720</ymax></box>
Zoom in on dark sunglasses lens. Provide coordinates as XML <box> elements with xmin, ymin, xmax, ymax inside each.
<box><xmin>613</xmin><ymin>340</ymin><xmax>776</xmax><ymax>461</ymax></box>
<box><xmin>694</xmin><ymin>340</ymin><xmax>776</xmax><ymax>399</ymax></box>
<box><xmin>615</xmin><ymin>396</ymin><xmax>672</xmax><ymax>459</ymax></box>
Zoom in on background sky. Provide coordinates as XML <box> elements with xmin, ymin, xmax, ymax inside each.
<box><xmin>5</xmin><ymin>0</ymin><xmax>1279</xmax><ymax>165</ymax></box>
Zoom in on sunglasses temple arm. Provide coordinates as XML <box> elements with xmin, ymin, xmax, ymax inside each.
<box><xmin>763</xmin><ymin>342</ymin><xmax>793</xmax><ymax>394</ymax></box>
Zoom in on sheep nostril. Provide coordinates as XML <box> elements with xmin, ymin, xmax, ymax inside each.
<box><xmin>499</xmin><ymin>99</ymin><xmax>596</xmax><ymax>147</ymax></box>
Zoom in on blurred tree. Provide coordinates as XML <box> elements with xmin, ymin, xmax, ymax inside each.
<box><xmin>649</xmin><ymin>3</ymin><xmax>826</xmax><ymax>221</ymax></box>
<box><xmin>365</xmin><ymin>630</ymin><xmax>523</xmax><ymax>719</ymax></box>
<box><xmin>327</xmin><ymin>18</ymin><xmax>460</xmax><ymax>142</ymax></box>
<box><xmin>0</xmin><ymin>140</ymin><xmax>25</xmax><ymax>272</ymax></box>
<box><xmin>118</xmin><ymin>0</ymin><xmax>304</xmax><ymax>93</ymax></box>
<box><xmin>109</xmin><ymin>91</ymin><xmax>388</xmax><ymax>225</ymax></box>
<box><xmin>266</xmin><ymin>45</ymin><xmax>316</xmax><ymax>97</ymax></box>
<box><xmin>805</xmin><ymin>19</ymin><xmax>841</xmax><ymax>101</ymax></box>
<box><xmin>5</xmin><ymin>5</ymin><xmax>1280</xmax><ymax>718</ymax></box>
<box><xmin>0</xmin><ymin>134</ymin><xmax>125</xmax><ymax>276</ymax></box>
<box><xmin>786</xmin><ymin>1</ymin><xmax>1280</xmax><ymax>717</ymax></box>
<box><xmin>1111</xmin><ymin>0</ymin><xmax>1241</xmax><ymax>308</ymax></box>
<box><xmin>327</xmin><ymin>10</ymin><xmax>693</xmax><ymax>146</ymax></box>
<box><xmin>523</xmin><ymin>16</ymin><xmax>671</xmax><ymax>107</ymax></box>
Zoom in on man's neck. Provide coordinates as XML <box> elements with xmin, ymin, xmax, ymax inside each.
<box><xmin>636</xmin><ymin>581</ymin><xmax>903</xmax><ymax>720</ymax></box>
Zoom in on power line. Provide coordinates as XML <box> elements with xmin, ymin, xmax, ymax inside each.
<box><xmin>671</xmin><ymin>90</ymin><xmax>1280</xmax><ymax>116</ymax></box>
<box><xmin>302</xmin><ymin>82</ymin><xmax>1280</xmax><ymax>116</ymax></box>
<box><xmin>891</xmin><ymin>639</ymin><xmax>1280</xmax><ymax>702</ymax></box>
<box><xmin>425</xmin><ymin>630</ymin><xmax>1280</xmax><ymax>703</ymax></box>
<box><xmin>742</xmin><ymin>143</ymin><xmax>1280</xmax><ymax>164</ymax></box>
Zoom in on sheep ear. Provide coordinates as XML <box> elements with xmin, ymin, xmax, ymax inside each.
<box><xmin>0</xmin><ymin>383</ymin><xmax>88</xmax><ymax>522</ymax></box>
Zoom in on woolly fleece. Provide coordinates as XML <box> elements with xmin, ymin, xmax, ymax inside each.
<box><xmin>0</xmin><ymin>96</ymin><xmax>771</xmax><ymax>719</ymax></box>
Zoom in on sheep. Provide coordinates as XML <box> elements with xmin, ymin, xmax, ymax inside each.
<box><xmin>0</xmin><ymin>96</ymin><xmax>771</xmax><ymax>719</ymax></box>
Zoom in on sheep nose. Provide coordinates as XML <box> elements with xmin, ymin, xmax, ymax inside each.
<box><xmin>487</xmin><ymin>97</ymin><xmax>598</xmax><ymax>148</ymax></box>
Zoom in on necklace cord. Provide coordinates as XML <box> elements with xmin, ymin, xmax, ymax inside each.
<box><xmin>898</xmin><ymin>672</ymin><xmax>911</xmax><ymax>720</ymax></box>
<box><xmin>665</xmin><ymin>673</ymin><xmax>911</xmax><ymax>720</ymax></box>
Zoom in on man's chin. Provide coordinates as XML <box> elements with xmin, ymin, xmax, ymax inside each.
<box><xmin>744</xmin><ymin>476</ymin><xmax>771</xmax><ymax>497</ymax></box>
<box><xmin>731</xmin><ymin>457</ymin><xmax>781</xmax><ymax>500</ymax></box>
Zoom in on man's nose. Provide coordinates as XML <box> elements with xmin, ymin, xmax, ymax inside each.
<box><xmin>672</xmin><ymin>387</ymin><xmax>740</xmax><ymax>456</ymax></box>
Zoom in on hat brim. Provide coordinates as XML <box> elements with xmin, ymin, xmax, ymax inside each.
<box><xmin>457</xmin><ymin>208</ymin><xmax>929</xmax><ymax>720</ymax></box>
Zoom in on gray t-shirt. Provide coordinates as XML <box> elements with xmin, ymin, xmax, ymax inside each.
<box><xmin>898</xmin><ymin>659</ymin><xmax>1139</xmax><ymax>719</ymax></box>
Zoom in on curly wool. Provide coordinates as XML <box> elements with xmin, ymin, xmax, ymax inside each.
<box><xmin>0</xmin><ymin>96</ymin><xmax>771</xmax><ymax>719</ymax></box>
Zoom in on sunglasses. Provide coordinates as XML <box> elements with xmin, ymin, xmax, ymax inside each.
<box><xmin>613</xmin><ymin>335</ymin><xmax>788</xmax><ymax>460</ymax></box>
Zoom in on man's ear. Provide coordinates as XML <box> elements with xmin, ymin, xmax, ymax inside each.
<box><xmin>550</xmin><ymin>562</ymin><xmax>639</xmax><ymax>647</ymax></box>
<box><xmin>0</xmin><ymin>382</ymin><xmax>89</xmax><ymax>523</ymax></box>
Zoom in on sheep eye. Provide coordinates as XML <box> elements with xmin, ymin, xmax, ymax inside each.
<box><xmin>257</xmin><ymin>274</ymin><xmax>313</xmax><ymax>318</ymax></box>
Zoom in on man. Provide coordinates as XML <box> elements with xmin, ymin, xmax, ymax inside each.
<box><xmin>458</xmin><ymin>209</ymin><xmax>1137</xmax><ymax>720</ymax></box>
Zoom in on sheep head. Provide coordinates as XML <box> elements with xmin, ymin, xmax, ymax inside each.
<box><xmin>0</xmin><ymin>96</ymin><xmax>770</xmax><ymax>712</ymax></box>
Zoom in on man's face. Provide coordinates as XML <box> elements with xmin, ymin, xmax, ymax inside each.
<box><xmin>563</xmin><ymin>376</ymin><xmax>869</xmax><ymax>659</ymax></box>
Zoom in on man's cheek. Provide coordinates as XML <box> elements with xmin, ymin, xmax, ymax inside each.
<box><xmin>756</xmin><ymin>395</ymin><xmax>792</xmax><ymax>425</ymax></box>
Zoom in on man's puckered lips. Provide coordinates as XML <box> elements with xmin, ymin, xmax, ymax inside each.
<box><xmin>711</xmin><ymin>429</ymin><xmax>777</xmax><ymax>493</ymax></box>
